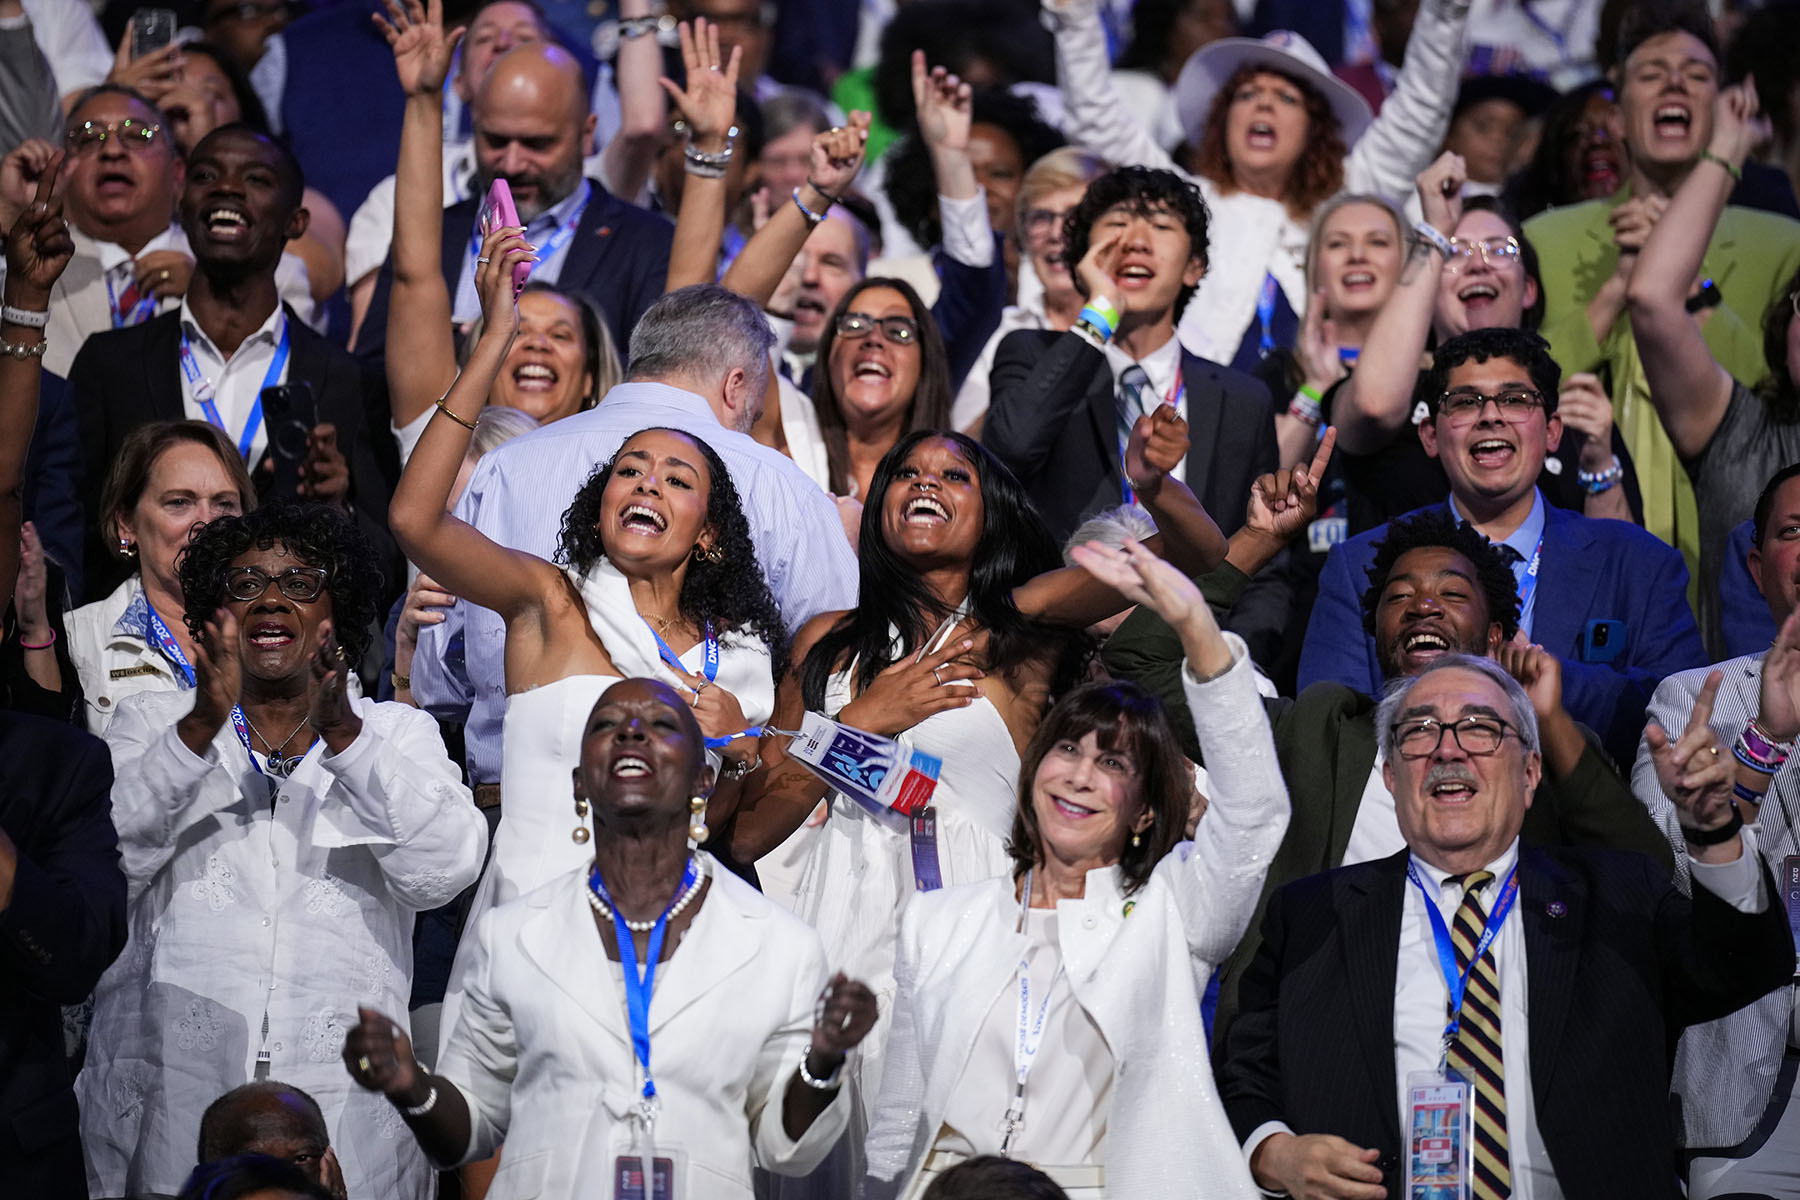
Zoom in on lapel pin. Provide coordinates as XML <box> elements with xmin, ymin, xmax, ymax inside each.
<box><xmin>1546</xmin><ymin>900</ymin><xmax>1566</xmax><ymax>918</ymax></box>
<box><xmin>597</xmin><ymin>225</ymin><xmax>612</xmax><ymax>237</ymax></box>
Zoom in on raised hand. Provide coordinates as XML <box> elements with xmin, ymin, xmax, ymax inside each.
<box><xmin>15</xmin><ymin>522</ymin><xmax>49</xmax><ymax>646</ymax></box>
<box><xmin>836</xmin><ymin>636</ymin><xmax>982</xmax><ymax>737</ymax></box>
<box><xmin>179</xmin><ymin>610</ymin><xmax>243</xmax><ymax>753</ymax></box>
<box><xmin>373</xmin><ymin>0</ymin><xmax>466</xmax><ymax>97</ymax></box>
<box><xmin>1075</xmin><ymin>229</ymin><xmax>1122</xmax><ymax>305</ymax></box>
<box><xmin>806</xmin><ymin>112</ymin><xmax>872</xmax><ymax>201</ymax></box>
<box><xmin>1495</xmin><ymin>635</ymin><xmax>1563</xmax><ymax>720</ymax></box>
<box><xmin>658</xmin><ymin>19</ymin><xmax>742</xmax><ymax>150</ymax></box>
<box><xmin>471</xmin><ymin>223</ymin><xmax>535</xmax><ymax>337</ymax></box>
<box><xmin>1416</xmin><ymin>151</ymin><xmax>1465</xmax><ymax>235</ymax></box>
<box><xmin>1071</xmin><ymin>538</ymin><xmax>1231</xmax><ymax>674</ymax></box>
<box><xmin>1758</xmin><ymin>608</ymin><xmax>1800</xmax><ymax>740</ymax></box>
<box><xmin>809</xmin><ymin>972</ymin><xmax>878</xmax><ymax>1057</ymax></box>
<box><xmin>1295</xmin><ymin>289</ymin><xmax>1345</xmax><ymax>394</ymax></box>
<box><xmin>1709</xmin><ymin>78</ymin><xmax>1771</xmax><ymax>173</ymax></box>
<box><xmin>0</xmin><ymin>139</ymin><xmax>56</xmax><ymax>230</ymax></box>
<box><xmin>1245</xmin><ymin>426</ymin><xmax>1335</xmax><ymax>544</ymax></box>
<box><xmin>1555</xmin><ymin>372</ymin><xmax>1616</xmax><ymax>474</ymax></box>
<box><xmin>911</xmin><ymin>50</ymin><xmax>972</xmax><ymax>155</ymax></box>
<box><xmin>307</xmin><ymin>619</ymin><xmax>363</xmax><ymax>753</ymax></box>
<box><xmin>297</xmin><ymin>423</ymin><xmax>350</xmax><ymax>507</ymax></box>
<box><xmin>396</xmin><ymin>572</ymin><xmax>455</xmax><ymax>667</ymax></box>
<box><xmin>342</xmin><ymin>1005</ymin><xmax>425</xmax><ymax>1103</ymax></box>
<box><xmin>1645</xmin><ymin>669</ymin><xmax>1737</xmax><ymax>836</ymax></box>
<box><xmin>107</xmin><ymin>33</ymin><xmax>183</xmax><ymax>102</ymax></box>
<box><xmin>3</xmin><ymin>155</ymin><xmax>72</xmax><ymax>299</ymax></box>
<box><xmin>1124</xmin><ymin>405</ymin><xmax>1188</xmax><ymax>499</ymax></box>
<box><xmin>680</xmin><ymin>671</ymin><xmax>751</xmax><ymax>742</ymax></box>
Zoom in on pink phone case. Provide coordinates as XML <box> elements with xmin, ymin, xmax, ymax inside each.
<box><xmin>479</xmin><ymin>179</ymin><xmax>530</xmax><ymax>296</ymax></box>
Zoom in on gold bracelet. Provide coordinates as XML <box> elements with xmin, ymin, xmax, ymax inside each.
<box><xmin>391</xmin><ymin>671</ymin><xmax>411</xmax><ymax>692</ymax></box>
<box><xmin>432</xmin><ymin>396</ymin><xmax>478</xmax><ymax>432</ymax></box>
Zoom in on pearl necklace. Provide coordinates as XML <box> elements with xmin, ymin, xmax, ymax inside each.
<box><xmin>586</xmin><ymin>853</ymin><xmax>710</xmax><ymax>932</ymax></box>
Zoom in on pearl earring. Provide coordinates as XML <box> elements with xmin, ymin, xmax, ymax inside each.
<box><xmin>689</xmin><ymin>794</ymin><xmax>710</xmax><ymax>843</ymax></box>
<box><xmin>1131</xmin><ymin>832</ymin><xmax>1141</xmax><ymax>848</ymax></box>
<box><xmin>571</xmin><ymin>794</ymin><xmax>590</xmax><ymax>844</ymax></box>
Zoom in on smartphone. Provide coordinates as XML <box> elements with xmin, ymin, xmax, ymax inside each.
<box><xmin>130</xmin><ymin>9</ymin><xmax>179</xmax><ymax>59</ymax></box>
<box><xmin>1579</xmin><ymin>618</ymin><xmax>1625</xmax><ymax>665</ymax></box>
<box><xmin>260</xmin><ymin>381</ymin><xmax>317</xmax><ymax>496</ymax></box>
<box><xmin>478</xmin><ymin>178</ymin><xmax>530</xmax><ymax>297</ymax></box>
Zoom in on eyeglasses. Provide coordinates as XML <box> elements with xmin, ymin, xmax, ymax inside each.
<box><xmin>1436</xmin><ymin>387</ymin><xmax>1545</xmax><ymax>425</ymax></box>
<box><xmin>836</xmin><ymin>311</ymin><xmax>920</xmax><ymax>346</ymax></box>
<box><xmin>224</xmin><ymin>566</ymin><xmax>329</xmax><ymax>603</ymax></box>
<box><xmin>1389</xmin><ymin>715</ymin><xmax>1520</xmax><ymax>760</ymax></box>
<box><xmin>1444</xmin><ymin>235</ymin><xmax>1521</xmax><ymax>273</ymax></box>
<box><xmin>1023</xmin><ymin>207</ymin><xmax>1074</xmax><ymax>239</ymax></box>
<box><xmin>64</xmin><ymin>118</ymin><xmax>162</xmax><ymax>155</ymax></box>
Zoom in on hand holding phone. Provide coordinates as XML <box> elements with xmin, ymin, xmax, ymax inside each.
<box><xmin>130</xmin><ymin>9</ymin><xmax>178</xmax><ymax>60</ymax></box>
<box><xmin>479</xmin><ymin>179</ymin><xmax>530</xmax><ymax>297</ymax></box>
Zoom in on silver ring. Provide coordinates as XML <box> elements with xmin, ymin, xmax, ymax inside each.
<box><xmin>475</xmin><ymin>255</ymin><xmax>490</xmax><ymax>264</ymax></box>
<box><xmin>932</xmin><ymin>666</ymin><xmax>943</xmax><ymax>685</ymax></box>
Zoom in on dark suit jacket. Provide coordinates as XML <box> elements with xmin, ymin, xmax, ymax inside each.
<box><xmin>984</xmin><ymin>328</ymin><xmax>1278</xmax><ymax>545</ymax></box>
<box><xmin>1299</xmin><ymin>499</ymin><xmax>1708</xmax><ymax>764</ymax></box>
<box><xmin>355</xmin><ymin>177</ymin><xmax>674</xmax><ymax>369</ymax></box>
<box><xmin>0</xmin><ymin>713</ymin><xmax>125</xmax><ymax>1198</ymax></box>
<box><xmin>1104</xmin><ymin>599</ymin><xmax>1677</xmax><ymax>1044</ymax></box>
<box><xmin>66</xmin><ymin>306</ymin><xmax>401</xmax><ymax>606</ymax></box>
<box><xmin>1720</xmin><ymin>517</ymin><xmax>1777</xmax><ymax>661</ymax></box>
<box><xmin>24</xmin><ymin>369</ymin><xmax>82</xmax><ymax>601</ymax></box>
<box><xmin>1218</xmin><ymin>844</ymin><xmax>1793</xmax><ymax>1200</ymax></box>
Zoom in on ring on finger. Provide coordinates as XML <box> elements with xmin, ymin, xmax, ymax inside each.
<box><xmin>932</xmin><ymin>666</ymin><xmax>943</xmax><ymax>685</ymax></box>
<box><xmin>357</xmin><ymin>1056</ymin><xmax>372</xmax><ymax>1075</ymax></box>
<box><xmin>475</xmin><ymin>255</ymin><xmax>490</xmax><ymax>264</ymax></box>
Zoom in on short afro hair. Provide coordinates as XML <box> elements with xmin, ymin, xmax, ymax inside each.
<box><xmin>1062</xmin><ymin>165</ymin><xmax>1210</xmax><ymax>321</ymax></box>
<box><xmin>1422</xmin><ymin>327</ymin><xmax>1561</xmax><ymax>420</ymax></box>
<box><xmin>1359</xmin><ymin>508</ymin><xmax>1520</xmax><ymax>640</ymax></box>
<box><xmin>178</xmin><ymin>502</ymin><xmax>385</xmax><ymax>664</ymax></box>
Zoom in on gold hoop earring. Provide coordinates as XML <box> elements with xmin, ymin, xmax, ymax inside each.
<box><xmin>571</xmin><ymin>794</ymin><xmax>591</xmax><ymax>844</ymax></box>
<box><xmin>689</xmin><ymin>793</ymin><xmax>710</xmax><ymax>843</ymax></box>
<box><xmin>691</xmin><ymin>541</ymin><xmax>723</xmax><ymax>565</ymax></box>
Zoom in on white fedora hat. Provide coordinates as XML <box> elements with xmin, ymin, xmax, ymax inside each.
<box><xmin>1175</xmin><ymin>31</ymin><xmax>1374</xmax><ymax>152</ymax></box>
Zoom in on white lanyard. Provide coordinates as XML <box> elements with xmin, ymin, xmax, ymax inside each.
<box><xmin>1002</xmin><ymin>868</ymin><xmax>1062</xmax><ymax>1155</ymax></box>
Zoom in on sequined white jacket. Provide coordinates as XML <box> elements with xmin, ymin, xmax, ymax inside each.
<box><xmin>864</xmin><ymin>636</ymin><xmax>1289</xmax><ymax>1198</ymax></box>
<box><xmin>77</xmin><ymin>692</ymin><xmax>484</xmax><ymax>1200</ymax></box>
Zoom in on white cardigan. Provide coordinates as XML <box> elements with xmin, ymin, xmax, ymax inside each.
<box><xmin>436</xmin><ymin>861</ymin><xmax>850</xmax><ymax>1199</ymax></box>
<box><xmin>1048</xmin><ymin>0</ymin><xmax>1470</xmax><ymax>363</ymax></box>
<box><xmin>864</xmin><ymin>636</ymin><xmax>1290</xmax><ymax>1199</ymax></box>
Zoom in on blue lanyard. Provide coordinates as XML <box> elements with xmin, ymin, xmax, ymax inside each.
<box><xmin>704</xmin><ymin>727</ymin><xmax>761</xmax><ymax>750</ymax></box>
<box><xmin>1519</xmin><ymin>1</ymin><xmax>1577</xmax><ymax>56</ymax></box>
<box><xmin>646</xmin><ymin>620</ymin><xmax>718</xmax><ymax>685</ymax></box>
<box><xmin>1515</xmin><ymin>536</ymin><xmax>1543</xmax><ymax>630</ymax></box>
<box><xmin>470</xmin><ymin>180</ymin><xmax>589</xmax><ymax>280</ymax></box>
<box><xmin>178</xmin><ymin>322</ymin><xmax>290</xmax><ymax>461</ymax></box>
<box><xmin>148</xmin><ymin>599</ymin><xmax>267</xmax><ymax>775</ymax></box>
<box><xmin>592</xmin><ymin>856</ymin><xmax>700</xmax><ymax>1112</ymax></box>
<box><xmin>1406</xmin><ymin>861</ymin><xmax>1518</xmax><ymax>1044</ymax></box>
<box><xmin>1256</xmin><ymin>273</ymin><xmax>1281</xmax><ymax>356</ymax></box>
<box><xmin>1119</xmin><ymin>374</ymin><xmax>1186</xmax><ymax>505</ymax></box>
<box><xmin>1339</xmin><ymin>346</ymin><xmax>1360</xmax><ymax>365</ymax></box>
<box><xmin>105</xmin><ymin>269</ymin><xmax>158</xmax><ymax>328</ymax></box>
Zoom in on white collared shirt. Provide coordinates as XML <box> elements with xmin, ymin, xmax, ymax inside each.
<box><xmin>1342</xmin><ymin>753</ymin><xmax>1405</xmax><ymax>866</ymax></box>
<box><xmin>1103</xmin><ymin>330</ymin><xmax>1189</xmax><ymax>481</ymax></box>
<box><xmin>175</xmin><ymin>297</ymin><xmax>290</xmax><ymax>467</ymax></box>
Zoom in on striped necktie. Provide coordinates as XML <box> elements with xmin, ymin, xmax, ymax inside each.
<box><xmin>1447</xmin><ymin>870</ymin><xmax>1510</xmax><ymax>1199</ymax></box>
<box><xmin>1118</xmin><ymin>364</ymin><xmax>1149</xmax><ymax>468</ymax></box>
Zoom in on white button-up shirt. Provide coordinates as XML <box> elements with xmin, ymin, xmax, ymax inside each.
<box><xmin>176</xmin><ymin>297</ymin><xmax>291</xmax><ymax>468</ymax></box>
<box><xmin>78</xmin><ymin>692</ymin><xmax>485</xmax><ymax>1200</ymax></box>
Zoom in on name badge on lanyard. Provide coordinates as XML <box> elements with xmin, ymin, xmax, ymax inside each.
<box><xmin>999</xmin><ymin>867</ymin><xmax>1062</xmax><ymax>1156</ymax></box>
<box><xmin>1515</xmin><ymin>536</ymin><xmax>1542</xmax><ymax>635</ymax></box>
<box><xmin>179</xmin><ymin>322</ymin><xmax>291</xmax><ymax>462</ymax></box>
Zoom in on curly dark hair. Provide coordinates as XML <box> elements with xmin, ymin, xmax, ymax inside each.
<box><xmin>1359</xmin><ymin>508</ymin><xmax>1520</xmax><ymax>641</ymax></box>
<box><xmin>178</xmin><ymin>502</ymin><xmax>385</xmax><ymax>663</ymax></box>
<box><xmin>1192</xmin><ymin>63</ymin><xmax>1345</xmax><ymax>218</ymax></box>
<box><xmin>553</xmin><ymin>428</ymin><xmax>787</xmax><ymax>657</ymax></box>
<box><xmin>1006</xmin><ymin>678</ymin><xmax>1189</xmax><ymax>897</ymax></box>
<box><xmin>1062</xmin><ymin>165</ymin><xmax>1210</xmax><ymax>320</ymax></box>
<box><xmin>1502</xmin><ymin>80</ymin><xmax>1617</xmax><ymax>221</ymax></box>
<box><xmin>1757</xmin><ymin>264</ymin><xmax>1800</xmax><ymax>425</ymax></box>
<box><xmin>1422</xmin><ymin>326</ymin><xmax>1561</xmax><ymax>419</ymax></box>
<box><xmin>801</xmin><ymin>430</ymin><xmax>1088</xmax><ymax>710</ymax></box>
<box><xmin>884</xmin><ymin>88</ymin><xmax>1065</xmax><ymax>249</ymax></box>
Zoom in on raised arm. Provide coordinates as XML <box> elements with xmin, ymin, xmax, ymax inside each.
<box><xmin>373</xmin><ymin>0</ymin><xmax>465</xmax><ymax>430</ymax></box>
<box><xmin>719</xmin><ymin>116</ymin><xmax>869</xmax><ymax>306</ymax></box>
<box><xmin>386</xmin><ymin>229</ymin><xmax>569</xmax><ymax>624</ymax></box>
<box><xmin>597</xmin><ymin>0</ymin><xmax>667</xmax><ymax>207</ymax></box>
<box><xmin>663</xmin><ymin>20</ymin><xmax>743</xmax><ymax>293</ymax></box>
<box><xmin>1625</xmin><ymin>84</ymin><xmax>1759</xmax><ymax>460</ymax></box>
<box><xmin>1333</xmin><ymin>154</ymin><xmax>1461</xmax><ymax>455</ymax></box>
<box><xmin>1341</xmin><ymin>0</ymin><xmax>1472</xmax><ymax>198</ymax></box>
<box><xmin>1044</xmin><ymin>0</ymin><xmax>1178</xmax><ymax>172</ymax></box>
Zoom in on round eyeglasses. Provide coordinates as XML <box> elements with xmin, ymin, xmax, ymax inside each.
<box><xmin>225</xmin><ymin>566</ymin><xmax>329</xmax><ymax>603</ymax></box>
<box><xmin>1444</xmin><ymin>235</ymin><xmax>1521</xmax><ymax>274</ymax></box>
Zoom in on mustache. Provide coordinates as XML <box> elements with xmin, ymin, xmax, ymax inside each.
<box><xmin>1423</xmin><ymin>763</ymin><xmax>1480</xmax><ymax>791</ymax></box>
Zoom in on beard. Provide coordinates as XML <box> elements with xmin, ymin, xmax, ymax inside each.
<box><xmin>477</xmin><ymin>158</ymin><xmax>585</xmax><ymax>224</ymax></box>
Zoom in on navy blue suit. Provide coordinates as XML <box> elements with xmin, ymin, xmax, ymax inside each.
<box><xmin>1299</xmin><ymin>500</ymin><xmax>1707</xmax><ymax>763</ymax></box>
<box><xmin>355</xmin><ymin>177</ymin><xmax>674</xmax><ymax>371</ymax></box>
<box><xmin>0</xmin><ymin>714</ymin><xmax>125</xmax><ymax>1198</ymax></box>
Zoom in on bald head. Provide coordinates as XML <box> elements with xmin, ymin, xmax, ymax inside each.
<box><xmin>197</xmin><ymin>1081</ymin><xmax>330</xmax><ymax>1176</ymax></box>
<box><xmin>472</xmin><ymin>43</ymin><xmax>596</xmax><ymax>221</ymax></box>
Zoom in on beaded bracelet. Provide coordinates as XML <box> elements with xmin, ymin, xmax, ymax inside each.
<box><xmin>797</xmin><ymin>1044</ymin><xmax>844</xmax><ymax>1090</ymax></box>
<box><xmin>399</xmin><ymin>1085</ymin><xmax>439</xmax><ymax>1117</ymax></box>
<box><xmin>1578</xmin><ymin>455</ymin><xmax>1623</xmax><ymax>496</ymax></box>
<box><xmin>1734</xmin><ymin>719</ymin><xmax>1793</xmax><ymax>774</ymax></box>
<box><xmin>792</xmin><ymin>187</ymin><xmax>830</xmax><ymax>227</ymax></box>
<box><xmin>683</xmin><ymin>128</ymin><xmax>738</xmax><ymax>168</ymax></box>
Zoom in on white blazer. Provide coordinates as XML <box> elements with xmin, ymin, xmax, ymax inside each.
<box><xmin>865</xmin><ymin>638</ymin><xmax>1289</xmax><ymax>1199</ymax></box>
<box><xmin>436</xmin><ymin>860</ymin><xmax>850</xmax><ymax>1199</ymax></box>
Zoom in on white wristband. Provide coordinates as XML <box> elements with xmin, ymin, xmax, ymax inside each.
<box><xmin>1413</xmin><ymin>221</ymin><xmax>1453</xmax><ymax>259</ymax></box>
<box><xmin>2</xmin><ymin>305</ymin><xmax>48</xmax><ymax>329</ymax></box>
<box><xmin>399</xmin><ymin>1084</ymin><xmax>439</xmax><ymax>1117</ymax></box>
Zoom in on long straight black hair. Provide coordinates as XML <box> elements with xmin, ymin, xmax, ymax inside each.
<box><xmin>800</xmin><ymin>430</ymin><xmax>1084</xmax><ymax>709</ymax></box>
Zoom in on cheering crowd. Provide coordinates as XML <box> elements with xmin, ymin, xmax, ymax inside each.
<box><xmin>5</xmin><ymin>0</ymin><xmax>1800</xmax><ymax>1197</ymax></box>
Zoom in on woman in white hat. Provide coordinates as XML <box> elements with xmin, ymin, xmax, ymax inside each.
<box><xmin>1044</xmin><ymin>0</ymin><xmax>1472</xmax><ymax>374</ymax></box>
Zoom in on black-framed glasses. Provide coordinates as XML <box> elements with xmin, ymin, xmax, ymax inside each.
<box><xmin>836</xmin><ymin>311</ymin><xmax>920</xmax><ymax>346</ymax></box>
<box><xmin>1389</xmin><ymin>715</ymin><xmax>1520</xmax><ymax>760</ymax></box>
<box><xmin>1436</xmin><ymin>387</ymin><xmax>1545</xmax><ymax>425</ymax></box>
<box><xmin>64</xmin><ymin>119</ymin><xmax>162</xmax><ymax>155</ymax></box>
<box><xmin>225</xmin><ymin>566</ymin><xmax>329</xmax><ymax>603</ymax></box>
<box><xmin>1444</xmin><ymin>235</ymin><xmax>1521</xmax><ymax>273</ymax></box>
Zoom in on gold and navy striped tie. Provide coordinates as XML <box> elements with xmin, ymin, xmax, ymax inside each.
<box><xmin>1445</xmin><ymin>870</ymin><xmax>1510</xmax><ymax>1199</ymax></box>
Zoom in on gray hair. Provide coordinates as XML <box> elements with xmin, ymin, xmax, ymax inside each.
<box><xmin>760</xmin><ymin>90</ymin><xmax>833</xmax><ymax>144</ymax></box>
<box><xmin>1374</xmin><ymin>653</ymin><xmax>1539</xmax><ymax>761</ymax></box>
<box><xmin>1062</xmin><ymin>504</ymin><xmax>1158</xmax><ymax>564</ymax></box>
<box><xmin>468</xmin><ymin>405</ymin><xmax>539</xmax><ymax>459</ymax></box>
<box><xmin>627</xmin><ymin>284</ymin><xmax>774</xmax><ymax>398</ymax></box>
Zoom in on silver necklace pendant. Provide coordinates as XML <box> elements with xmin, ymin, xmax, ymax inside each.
<box><xmin>265</xmin><ymin>749</ymin><xmax>299</xmax><ymax>778</ymax></box>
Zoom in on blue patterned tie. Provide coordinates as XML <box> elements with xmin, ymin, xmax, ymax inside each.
<box><xmin>1118</xmin><ymin>364</ymin><xmax>1150</xmax><ymax>472</ymax></box>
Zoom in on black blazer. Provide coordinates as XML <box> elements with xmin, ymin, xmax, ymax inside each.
<box><xmin>983</xmin><ymin>328</ymin><xmax>1277</xmax><ymax>544</ymax></box>
<box><xmin>355</xmin><ymin>176</ymin><xmax>674</xmax><ymax>367</ymax></box>
<box><xmin>0</xmin><ymin>714</ymin><xmax>125</xmax><ymax>1198</ymax></box>
<box><xmin>1218</xmin><ymin>844</ymin><xmax>1794</xmax><ymax>1200</ymax></box>
<box><xmin>67</xmin><ymin>307</ymin><xmax>401</xmax><ymax>606</ymax></box>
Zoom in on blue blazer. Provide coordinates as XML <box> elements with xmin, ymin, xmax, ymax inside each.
<box><xmin>1299</xmin><ymin>501</ymin><xmax>1707</xmax><ymax>763</ymax></box>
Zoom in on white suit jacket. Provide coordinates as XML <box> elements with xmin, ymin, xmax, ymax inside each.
<box><xmin>436</xmin><ymin>860</ymin><xmax>850</xmax><ymax>1199</ymax></box>
<box><xmin>865</xmin><ymin>638</ymin><xmax>1289</xmax><ymax>1199</ymax></box>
